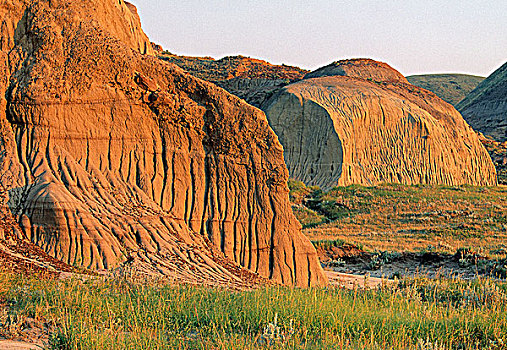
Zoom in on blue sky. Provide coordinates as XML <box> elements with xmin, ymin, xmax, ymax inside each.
<box><xmin>129</xmin><ymin>0</ymin><xmax>506</xmax><ymax>77</ymax></box>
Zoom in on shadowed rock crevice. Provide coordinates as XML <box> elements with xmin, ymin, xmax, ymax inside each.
<box><xmin>265</xmin><ymin>92</ymin><xmax>344</xmax><ymax>189</ymax></box>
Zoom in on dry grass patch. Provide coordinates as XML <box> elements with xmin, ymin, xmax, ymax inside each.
<box><xmin>0</xmin><ymin>273</ymin><xmax>506</xmax><ymax>349</ymax></box>
<box><xmin>290</xmin><ymin>181</ymin><xmax>507</xmax><ymax>257</ymax></box>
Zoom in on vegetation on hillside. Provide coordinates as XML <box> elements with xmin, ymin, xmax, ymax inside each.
<box><xmin>406</xmin><ymin>74</ymin><xmax>485</xmax><ymax>106</ymax></box>
<box><xmin>159</xmin><ymin>54</ymin><xmax>307</xmax><ymax>82</ymax></box>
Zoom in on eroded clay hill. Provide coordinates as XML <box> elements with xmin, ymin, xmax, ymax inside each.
<box><xmin>0</xmin><ymin>0</ymin><xmax>326</xmax><ymax>287</ymax></box>
<box><xmin>160</xmin><ymin>54</ymin><xmax>308</xmax><ymax>107</ymax></box>
<box><xmin>407</xmin><ymin>72</ymin><xmax>505</xmax><ymax>181</ymax></box>
<box><xmin>407</xmin><ymin>74</ymin><xmax>485</xmax><ymax>106</ymax></box>
<box><xmin>263</xmin><ymin>59</ymin><xmax>496</xmax><ymax>189</ymax></box>
<box><xmin>457</xmin><ymin>62</ymin><xmax>507</xmax><ymax>142</ymax></box>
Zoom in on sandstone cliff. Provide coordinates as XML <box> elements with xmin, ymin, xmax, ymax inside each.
<box><xmin>0</xmin><ymin>0</ymin><xmax>326</xmax><ymax>286</ymax></box>
<box><xmin>263</xmin><ymin>59</ymin><xmax>496</xmax><ymax>189</ymax></box>
<box><xmin>457</xmin><ymin>62</ymin><xmax>507</xmax><ymax>142</ymax></box>
<box><xmin>159</xmin><ymin>54</ymin><xmax>308</xmax><ymax>107</ymax></box>
<box><xmin>407</xmin><ymin>74</ymin><xmax>485</xmax><ymax>106</ymax></box>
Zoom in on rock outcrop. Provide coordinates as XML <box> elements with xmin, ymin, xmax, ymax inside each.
<box><xmin>457</xmin><ymin>62</ymin><xmax>507</xmax><ymax>142</ymax></box>
<box><xmin>0</xmin><ymin>0</ymin><xmax>326</xmax><ymax>287</ymax></box>
<box><xmin>407</xmin><ymin>74</ymin><xmax>485</xmax><ymax>106</ymax></box>
<box><xmin>263</xmin><ymin>59</ymin><xmax>497</xmax><ymax>189</ymax></box>
<box><xmin>159</xmin><ymin>54</ymin><xmax>308</xmax><ymax>108</ymax></box>
<box><xmin>407</xmin><ymin>72</ymin><xmax>505</xmax><ymax>181</ymax></box>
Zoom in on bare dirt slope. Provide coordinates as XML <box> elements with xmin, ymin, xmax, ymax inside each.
<box><xmin>479</xmin><ymin>135</ymin><xmax>507</xmax><ymax>184</ymax></box>
<box><xmin>406</xmin><ymin>72</ymin><xmax>506</xmax><ymax>182</ymax></box>
<box><xmin>264</xmin><ymin>59</ymin><xmax>496</xmax><ymax>189</ymax></box>
<box><xmin>0</xmin><ymin>0</ymin><xmax>326</xmax><ymax>287</ymax></box>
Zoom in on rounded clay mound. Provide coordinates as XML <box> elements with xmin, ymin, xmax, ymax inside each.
<box><xmin>265</xmin><ymin>60</ymin><xmax>497</xmax><ymax>189</ymax></box>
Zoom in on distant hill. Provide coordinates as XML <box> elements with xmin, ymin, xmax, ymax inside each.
<box><xmin>406</xmin><ymin>74</ymin><xmax>485</xmax><ymax>106</ymax></box>
<box><xmin>159</xmin><ymin>54</ymin><xmax>308</xmax><ymax>107</ymax></box>
<box><xmin>457</xmin><ymin>62</ymin><xmax>507</xmax><ymax>142</ymax></box>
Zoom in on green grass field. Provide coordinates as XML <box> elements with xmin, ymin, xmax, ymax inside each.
<box><xmin>290</xmin><ymin>181</ymin><xmax>507</xmax><ymax>257</ymax></box>
<box><xmin>1</xmin><ymin>273</ymin><xmax>506</xmax><ymax>349</ymax></box>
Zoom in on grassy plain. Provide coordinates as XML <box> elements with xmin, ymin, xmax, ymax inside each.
<box><xmin>290</xmin><ymin>181</ymin><xmax>507</xmax><ymax>257</ymax></box>
<box><xmin>1</xmin><ymin>273</ymin><xmax>507</xmax><ymax>349</ymax></box>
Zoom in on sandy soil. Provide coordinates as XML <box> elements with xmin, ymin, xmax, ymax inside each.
<box><xmin>325</xmin><ymin>270</ymin><xmax>392</xmax><ymax>289</ymax></box>
<box><xmin>0</xmin><ymin>341</ymin><xmax>43</xmax><ymax>350</ymax></box>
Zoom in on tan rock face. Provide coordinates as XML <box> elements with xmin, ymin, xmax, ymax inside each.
<box><xmin>264</xmin><ymin>59</ymin><xmax>497</xmax><ymax>189</ymax></box>
<box><xmin>457</xmin><ymin>62</ymin><xmax>507</xmax><ymax>142</ymax></box>
<box><xmin>0</xmin><ymin>0</ymin><xmax>326</xmax><ymax>287</ymax></box>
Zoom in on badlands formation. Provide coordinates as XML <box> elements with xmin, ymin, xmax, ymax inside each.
<box><xmin>263</xmin><ymin>59</ymin><xmax>497</xmax><ymax>189</ymax></box>
<box><xmin>165</xmin><ymin>56</ymin><xmax>496</xmax><ymax>190</ymax></box>
<box><xmin>406</xmin><ymin>69</ymin><xmax>506</xmax><ymax>185</ymax></box>
<box><xmin>457</xmin><ymin>62</ymin><xmax>507</xmax><ymax>143</ymax></box>
<box><xmin>0</xmin><ymin>0</ymin><xmax>326</xmax><ymax>287</ymax></box>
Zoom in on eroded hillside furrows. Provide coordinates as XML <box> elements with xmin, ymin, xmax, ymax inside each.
<box><xmin>266</xmin><ymin>93</ymin><xmax>344</xmax><ymax>189</ymax></box>
<box><xmin>0</xmin><ymin>0</ymin><xmax>326</xmax><ymax>287</ymax></box>
<box><xmin>264</xmin><ymin>60</ymin><xmax>497</xmax><ymax>189</ymax></box>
